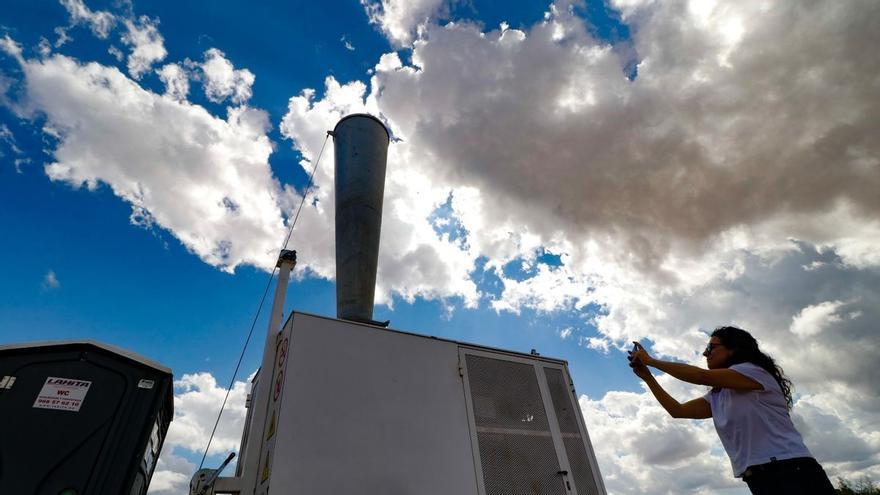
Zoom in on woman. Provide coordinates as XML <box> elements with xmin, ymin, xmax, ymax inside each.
<box><xmin>627</xmin><ymin>326</ymin><xmax>835</xmax><ymax>494</ymax></box>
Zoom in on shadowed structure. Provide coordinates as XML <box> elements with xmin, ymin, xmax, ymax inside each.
<box><xmin>332</xmin><ymin>114</ymin><xmax>390</xmax><ymax>322</ymax></box>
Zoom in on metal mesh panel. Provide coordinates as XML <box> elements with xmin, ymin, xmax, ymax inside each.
<box><xmin>466</xmin><ymin>355</ymin><xmax>565</xmax><ymax>495</ymax></box>
<box><xmin>544</xmin><ymin>367</ymin><xmax>599</xmax><ymax>495</ymax></box>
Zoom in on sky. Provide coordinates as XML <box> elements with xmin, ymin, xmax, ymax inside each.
<box><xmin>1</xmin><ymin>0</ymin><xmax>878</xmax><ymax>493</ymax></box>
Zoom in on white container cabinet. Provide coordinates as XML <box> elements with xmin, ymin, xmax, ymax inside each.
<box><xmin>247</xmin><ymin>311</ymin><xmax>607</xmax><ymax>495</ymax></box>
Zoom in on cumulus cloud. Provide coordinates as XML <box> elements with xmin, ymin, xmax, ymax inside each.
<box><xmin>578</xmin><ymin>376</ymin><xmax>742</xmax><ymax>495</ymax></box>
<box><xmin>0</xmin><ymin>123</ymin><xmax>22</xmax><ymax>156</ymax></box>
<box><xmin>0</xmin><ymin>36</ymin><xmax>23</xmax><ymax>62</ymax></box>
<box><xmin>1</xmin><ymin>45</ymin><xmax>285</xmax><ymax>272</ymax></box>
<box><xmin>165</xmin><ymin>372</ymin><xmax>250</xmax><ymax>456</ymax></box>
<box><xmin>790</xmin><ymin>300</ymin><xmax>846</xmax><ymax>337</ymax></box>
<box><xmin>199</xmin><ymin>48</ymin><xmax>255</xmax><ymax>105</ymax></box>
<box><xmin>793</xmin><ymin>393</ymin><xmax>878</xmax><ymax>468</ymax></box>
<box><xmin>58</xmin><ymin>0</ymin><xmax>116</xmax><ymax>40</ymax></box>
<box><xmin>149</xmin><ymin>372</ymin><xmax>251</xmax><ymax>495</ymax></box>
<box><xmin>56</xmin><ymin>0</ymin><xmax>165</xmax><ymax>80</ymax></box>
<box><xmin>283</xmin><ymin>0</ymin><xmax>880</xmax><ymax>339</ymax></box>
<box><xmin>108</xmin><ymin>45</ymin><xmax>124</xmax><ymax>62</ymax></box>
<box><xmin>360</xmin><ymin>0</ymin><xmax>447</xmax><ymax>46</ymax></box>
<box><xmin>404</xmin><ymin>4</ymin><xmax>873</xmax><ymax>271</ymax></box>
<box><xmin>54</xmin><ymin>27</ymin><xmax>73</xmax><ymax>48</ymax></box>
<box><xmin>147</xmin><ymin>450</ymin><xmax>195</xmax><ymax>495</ymax></box>
<box><xmin>121</xmin><ymin>16</ymin><xmax>167</xmax><ymax>79</ymax></box>
<box><xmin>157</xmin><ymin>63</ymin><xmax>190</xmax><ymax>101</ymax></box>
<box><xmin>283</xmin><ymin>0</ymin><xmax>880</xmax><ymax>311</ymax></box>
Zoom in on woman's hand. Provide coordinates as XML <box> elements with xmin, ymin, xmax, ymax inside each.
<box><xmin>627</xmin><ymin>341</ymin><xmax>654</xmax><ymax>380</ymax></box>
<box><xmin>630</xmin><ymin>359</ymin><xmax>653</xmax><ymax>380</ymax></box>
<box><xmin>628</xmin><ymin>341</ymin><xmax>654</xmax><ymax>367</ymax></box>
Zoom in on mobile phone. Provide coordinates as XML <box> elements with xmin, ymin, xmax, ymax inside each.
<box><xmin>629</xmin><ymin>343</ymin><xmax>641</xmax><ymax>365</ymax></box>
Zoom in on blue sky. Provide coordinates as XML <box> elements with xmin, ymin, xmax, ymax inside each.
<box><xmin>2</xmin><ymin>1</ymin><xmax>879</xmax><ymax>494</ymax></box>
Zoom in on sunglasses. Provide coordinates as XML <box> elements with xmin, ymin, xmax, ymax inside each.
<box><xmin>704</xmin><ymin>343</ymin><xmax>724</xmax><ymax>354</ymax></box>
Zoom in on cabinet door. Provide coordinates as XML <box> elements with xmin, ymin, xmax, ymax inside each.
<box><xmin>541</xmin><ymin>365</ymin><xmax>604</xmax><ymax>495</ymax></box>
<box><xmin>461</xmin><ymin>350</ymin><xmax>574</xmax><ymax>495</ymax></box>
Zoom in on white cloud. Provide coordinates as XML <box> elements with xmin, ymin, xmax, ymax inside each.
<box><xmin>790</xmin><ymin>300</ymin><xmax>845</xmax><ymax>337</ymax></box>
<box><xmin>165</xmin><ymin>372</ymin><xmax>250</xmax><ymax>456</ymax></box>
<box><xmin>578</xmin><ymin>376</ymin><xmax>745</xmax><ymax>495</ymax></box>
<box><xmin>108</xmin><ymin>45</ymin><xmax>124</xmax><ymax>62</ymax></box>
<box><xmin>0</xmin><ymin>123</ymin><xmax>22</xmax><ymax>156</ymax></box>
<box><xmin>585</xmin><ymin>336</ymin><xmax>611</xmax><ymax>353</ymax></box>
<box><xmin>199</xmin><ymin>48</ymin><xmax>255</xmax><ymax>105</ymax></box>
<box><xmin>340</xmin><ymin>35</ymin><xmax>356</xmax><ymax>51</ymax></box>
<box><xmin>803</xmin><ymin>261</ymin><xmax>826</xmax><ymax>271</ymax></box>
<box><xmin>42</xmin><ymin>270</ymin><xmax>60</xmax><ymax>290</ymax></box>
<box><xmin>360</xmin><ymin>0</ymin><xmax>447</xmax><ymax>46</ymax></box>
<box><xmin>12</xmin><ymin>158</ymin><xmax>30</xmax><ymax>173</ymax></box>
<box><xmin>149</xmin><ymin>372</ymin><xmax>252</xmax><ymax>495</ymax></box>
<box><xmin>793</xmin><ymin>393</ymin><xmax>879</xmax><ymax>467</ymax></box>
<box><xmin>56</xmin><ymin>0</ymin><xmax>166</xmax><ymax>81</ymax></box>
<box><xmin>282</xmin><ymin>0</ymin><xmax>879</xmax><ymax>318</ymax></box>
<box><xmin>491</xmin><ymin>257</ymin><xmax>590</xmax><ymax>314</ymax></box>
<box><xmin>38</xmin><ymin>38</ymin><xmax>53</xmax><ymax>56</ymax></box>
<box><xmin>157</xmin><ymin>63</ymin><xmax>190</xmax><ymax>101</ymax></box>
<box><xmin>0</xmin><ymin>36</ymin><xmax>23</xmax><ymax>62</ymax></box>
<box><xmin>59</xmin><ymin>0</ymin><xmax>116</xmax><ymax>39</ymax></box>
<box><xmin>3</xmin><ymin>47</ymin><xmax>285</xmax><ymax>272</ymax></box>
<box><xmin>54</xmin><ymin>27</ymin><xmax>73</xmax><ymax>48</ymax></box>
<box><xmin>147</xmin><ymin>450</ymin><xmax>195</xmax><ymax>495</ymax></box>
<box><xmin>121</xmin><ymin>16</ymin><xmax>167</xmax><ymax>79</ymax></box>
<box><xmin>283</xmin><ymin>0</ymin><xmax>880</xmax><ymax>338</ymax></box>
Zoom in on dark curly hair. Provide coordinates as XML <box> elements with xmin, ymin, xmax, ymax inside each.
<box><xmin>712</xmin><ymin>326</ymin><xmax>793</xmax><ymax>409</ymax></box>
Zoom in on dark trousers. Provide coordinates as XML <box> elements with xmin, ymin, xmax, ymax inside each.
<box><xmin>743</xmin><ymin>457</ymin><xmax>836</xmax><ymax>495</ymax></box>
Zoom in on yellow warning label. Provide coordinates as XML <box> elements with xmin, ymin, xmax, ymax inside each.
<box><xmin>266</xmin><ymin>410</ymin><xmax>276</xmax><ymax>440</ymax></box>
<box><xmin>261</xmin><ymin>451</ymin><xmax>272</xmax><ymax>482</ymax></box>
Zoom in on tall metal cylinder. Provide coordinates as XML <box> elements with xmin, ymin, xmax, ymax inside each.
<box><xmin>333</xmin><ymin>114</ymin><xmax>390</xmax><ymax>322</ymax></box>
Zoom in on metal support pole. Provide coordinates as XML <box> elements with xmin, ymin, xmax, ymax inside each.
<box><xmin>237</xmin><ymin>249</ymin><xmax>297</xmax><ymax>494</ymax></box>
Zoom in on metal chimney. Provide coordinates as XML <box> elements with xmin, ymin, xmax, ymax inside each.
<box><xmin>332</xmin><ymin>114</ymin><xmax>390</xmax><ymax>323</ymax></box>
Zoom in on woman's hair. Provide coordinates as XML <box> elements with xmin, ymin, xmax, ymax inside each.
<box><xmin>711</xmin><ymin>326</ymin><xmax>793</xmax><ymax>408</ymax></box>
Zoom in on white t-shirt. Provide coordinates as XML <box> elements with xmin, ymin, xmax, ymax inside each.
<box><xmin>701</xmin><ymin>362</ymin><xmax>813</xmax><ymax>477</ymax></box>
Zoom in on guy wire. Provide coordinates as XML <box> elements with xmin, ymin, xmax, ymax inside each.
<box><xmin>198</xmin><ymin>133</ymin><xmax>331</xmax><ymax>471</ymax></box>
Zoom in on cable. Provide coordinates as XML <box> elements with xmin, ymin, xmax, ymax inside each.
<box><xmin>197</xmin><ymin>133</ymin><xmax>331</xmax><ymax>470</ymax></box>
<box><xmin>197</xmin><ymin>266</ymin><xmax>275</xmax><ymax>471</ymax></box>
<box><xmin>283</xmin><ymin>134</ymin><xmax>330</xmax><ymax>251</ymax></box>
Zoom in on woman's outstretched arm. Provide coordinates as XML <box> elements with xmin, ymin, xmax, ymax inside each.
<box><xmin>631</xmin><ymin>342</ymin><xmax>762</xmax><ymax>390</ymax></box>
<box><xmin>631</xmin><ymin>361</ymin><xmax>711</xmax><ymax>419</ymax></box>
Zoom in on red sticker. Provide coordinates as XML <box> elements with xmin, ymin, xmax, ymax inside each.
<box><xmin>277</xmin><ymin>338</ymin><xmax>289</xmax><ymax>367</ymax></box>
<box><xmin>273</xmin><ymin>369</ymin><xmax>285</xmax><ymax>401</ymax></box>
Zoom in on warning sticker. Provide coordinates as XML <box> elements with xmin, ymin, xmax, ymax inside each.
<box><xmin>266</xmin><ymin>410</ymin><xmax>276</xmax><ymax>440</ymax></box>
<box><xmin>33</xmin><ymin>377</ymin><xmax>92</xmax><ymax>412</ymax></box>
<box><xmin>261</xmin><ymin>450</ymin><xmax>272</xmax><ymax>482</ymax></box>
